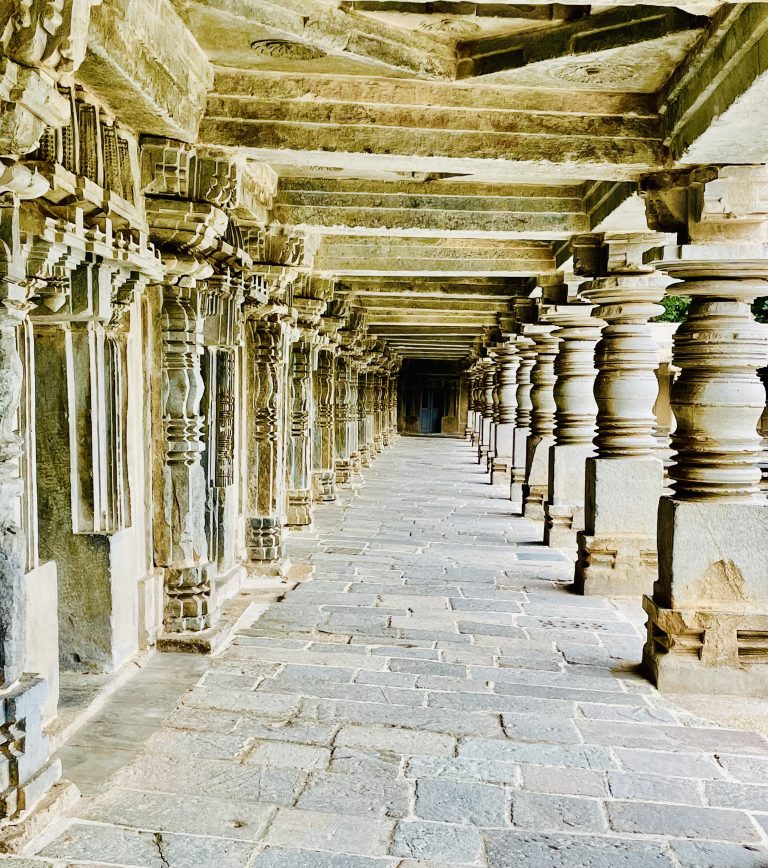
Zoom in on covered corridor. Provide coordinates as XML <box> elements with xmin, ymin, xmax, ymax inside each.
<box><xmin>17</xmin><ymin>437</ymin><xmax>768</xmax><ymax>867</ymax></box>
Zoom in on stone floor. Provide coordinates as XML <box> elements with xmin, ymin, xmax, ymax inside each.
<box><xmin>9</xmin><ymin>436</ymin><xmax>768</xmax><ymax>867</ymax></box>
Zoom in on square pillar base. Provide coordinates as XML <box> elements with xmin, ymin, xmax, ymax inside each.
<box><xmin>643</xmin><ymin>597</ymin><xmax>768</xmax><ymax>697</ymax></box>
<box><xmin>523</xmin><ymin>434</ymin><xmax>553</xmax><ymax>521</ymax></box>
<box><xmin>0</xmin><ymin>676</ymin><xmax>61</xmax><ymax>825</ymax></box>
<box><xmin>313</xmin><ymin>470</ymin><xmax>337</xmax><ymax>503</ymax></box>
<box><xmin>286</xmin><ymin>489</ymin><xmax>313</xmax><ymax>527</ymax></box>
<box><xmin>510</xmin><ymin>427</ymin><xmax>530</xmax><ymax>509</ymax></box>
<box><xmin>544</xmin><ymin>443</ymin><xmax>593</xmax><ymax>552</ymax></box>
<box><xmin>642</xmin><ymin>498</ymin><xmax>768</xmax><ymax>696</ymax></box>
<box><xmin>574</xmin><ymin>456</ymin><xmax>663</xmax><ymax>597</ymax></box>
<box><xmin>491</xmin><ymin>457</ymin><xmax>511</xmax><ymax>487</ymax></box>
<box><xmin>575</xmin><ymin>532</ymin><xmax>657</xmax><ymax>597</ymax></box>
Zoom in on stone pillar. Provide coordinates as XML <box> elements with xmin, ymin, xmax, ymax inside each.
<box><xmin>469</xmin><ymin>365</ymin><xmax>482</xmax><ymax>445</ymax></box>
<box><xmin>0</xmin><ymin>288</ymin><xmax>61</xmax><ymax>822</ymax></box>
<box><xmin>522</xmin><ymin>325</ymin><xmax>558</xmax><ymax>520</ymax></box>
<box><xmin>356</xmin><ymin>370</ymin><xmax>369</xmax><ymax>468</ymax></box>
<box><xmin>350</xmin><ymin>362</ymin><xmax>363</xmax><ymax>476</ymax></box>
<box><xmin>510</xmin><ymin>335</ymin><xmax>536</xmax><ymax>509</ymax></box>
<box><xmin>490</xmin><ymin>343</ymin><xmax>518</xmax><ymax>487</ymax></box>
<box><xmin>335</xmin><ymin>354</ymin><xmax>356</xmax><ymax>484</ymax></box>
<box><xmin>641</xmin><ymin>166</ymin><xmax>768</xmax><ymax>696</ymax></box>
<box><xmin>543</xmin><ymin>304</ymin><xmax>602</xmax><ymax>551</ymax></box>
<box><xmin>245</xmin><ymin>314</ymin><xmax>289</xmax><ymax>573</ymax></box>
<box><xmin>285</xmin><ymin>336</ymin><xmax>313</xmax><ymax>527</ymax></box>
<box><xmin>312</xmin><ymin>347</ymin><xmax>337</xmax><ymax>502</ymax></box>
<box><xmin>573</xmin><ymin>254</ymin><xmax>668</xmax><ymax>595</ymax></box>
<box><xmin>159</xmin><ymin>282</ymin><xmax>216</xmax><ymax>635</ymax></box>
<box><xmin>372</xmin><ymin>370</ymin><xmax>384</xmax><ymax>454</ymax></box>
<box><xmin>477</xmin><ymin>358</ymin><xmax>495</xmax><ymax>466</ymax></box>
<box><xmin>464</xmin><ymin>369</ymin><xmax>473</xmax><ymax>439</ymax></box>
<box><xmin>389</xmin><ymin>372</ymin><xmax>398</xmax><ymax>438</ymax></box>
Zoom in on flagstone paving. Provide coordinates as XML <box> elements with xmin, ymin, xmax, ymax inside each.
<box><xmin>13</xmin><ymin>437</ymin><xmax>768</xmax><ymax>867</ymax></box>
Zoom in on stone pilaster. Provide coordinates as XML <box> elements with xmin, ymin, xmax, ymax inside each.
<box><xmin>245</xmin><ymin>313</ymin><xmax>290</xmax><ymax>573</ymax></box>
<box><xmin>510</xmin><ymin>335</ymin><xmax>535</xmax><ymax>509</ymax></box>
<box><xmin>572</xmin><ymin>234</ymin><xmax>669</xmax><ymax>596</ymax></box>
<box><xmin>358</xmin><ymin>370</ymin><xmax>371</xmax><ymax>468</ymax></box>
<box><xmin>285</xmin><ymin>336</ymin><xmax>313</xmax><ymax>526</ymax></box>
<box><xmin>0</xmin><ymin>212</ymin><xmax>61</xmax><ymax>821</ymax></box>
<box><xmin>335</xmin><ymin>354</ymin><xmax>356</xmax><ymax>484</ymax></box>
<box><xmin>159</xmin><ymin>282</ymin><xmax>216</xmax><ymax>633</ymax></box>
<box><xmin>641</xmin><ymin>166</ymin><xmax>768</xmax><ymax>696</ymax></box>
<box><xmin>543</xmin><ymin>304</ymin><xmax>602</xmax><ymax>552</ymax></box>
<box><xmin>522</xmin><ymin>325</ymin><xmax>558</xmax><ymax>520</ymax></box>
<box><xmin>312</xmin><ymin>347</ymin><xmax>337</xmax><ymax>502</ymax></box>
<box><xmin>490</xmin><ymin>343</ymin><xmax>518</xmax><ymax>487</ymax></box>
<box><xmin>349</xmin><ymin>361</ymin><xmax>363</xmax><ymax>478</ymax></box>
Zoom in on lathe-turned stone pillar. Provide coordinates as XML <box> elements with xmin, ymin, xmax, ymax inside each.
<box><xmin>574</xmin><ymin>263</ymin><xmax>668</xmax><ymax>595</ymax></box>
<box><xmin>490</xmin><ymin>343</ymin><xmax>518</xmax><ymax>487</ymax></box>
<box><xmin>543</xmin><ymin>305</ymin><xmax>602</xmax><ymax>551</ymax></box>
<box><xmin>285</xmin><ymin>336</ymin><xmax>313</xmax><ymax>526</ymax></box>
<box><xmin>313</xmin><ymin>347</ymin><xmax>337</xmax><ymax>502</ymax></box>
<box><xmin>160</xmin><ymin>281</ymin><xmax>216</xmax><ymax>634</ymax></box>
<box><xmin>523</xmin><ymin>326</ymin><xmax>558</xmax><ymax>520</ymax></box>
<box><xmin>470</xmin><ymin>365</ymin><xmax>483</xmax><ymax>445</ymax></box>
<box><xmin>389</xmin><ymin>372</ymin><xmax>398</xmax><ymax>438</ymax></box>
<box><xmin>335</xmin><ymin>355</ymin><xmax>356</xmax><ymax>484</ymax></box>
<box><xmin>464</xmin><ymin>368</ymin><xmax>475</xmax><ymax>439</ymax></box>
<box><xmin>477</xmin><ymin>358</ymin><xmax>495</xmax><ymax>466</ymax></box>
<box><xmin>245</xmin><ymin>314</ymin><xmax>289</xmax><ymax>572</ymax></box>
<box><xmin>510</xmin><ymin>335</ymin><xmax>536</xmax><ymax>509</ymax></box>
<box><xmin>642</xmin><ymin>166</ymin><xmax>768</xmax><ymax>696</ymax></box>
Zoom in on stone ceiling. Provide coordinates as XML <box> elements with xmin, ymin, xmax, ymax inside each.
<box><xmin>80</xmin><ymin>0</ymin><xmax>768</xmax><ymax>360</ymax></box>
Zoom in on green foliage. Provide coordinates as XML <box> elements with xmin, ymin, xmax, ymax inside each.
<box><xmin>653</xmin><ymin>295</ymin><xmax>690</xmax><ymax>323</ymax></box>
<box><xmin>754</xmin><ymin>297</ymin><xmax>768</xmax><ymax>324</ymax></box>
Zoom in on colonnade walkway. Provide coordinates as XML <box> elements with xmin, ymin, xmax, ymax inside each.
<box><xmin>13</xmin><ymin>437</ymin><xmax>768</xmax><ymax>867</ymax></box>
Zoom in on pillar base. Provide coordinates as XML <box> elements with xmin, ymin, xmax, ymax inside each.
<box><xmin>163</xmin><ymin>564</ymin><xmax>216</xmax><ymax>634</ymax></box>
<box><xmin>642</xmin><ymin>597</ymin><xmax>768</xmax><ymax>697</ymax></box>
<box><xmin>544</xmin><ymin>443</ymin><xmax>593</xmax><ymax>552</ymax></box>
<box><xmin>286</xmin><ymin>489</ymin><xmax>313</xmax><ymax>527</ymax></box>
<box><xmin>0</xmin><ymin>677</ymin><xmax>61</xmax><ymax>824</ymax></box>
<box><xmin>360</xmin><ymin>446</ymin><xmax>371</xmax><ymax>468</ymax></box>
<box><xmin>510</xmin><ymin>427</ymin><xmax>530</xmax><ymax>509</ymax></box>
<box><xmin>0</xmin><ymin>778</ymin><xmax>79</xmax><ymax>854</ymax></box>
<box><xmin>313</xmin><ymin>470</ymin><xmax>337</xmax><ymax>502</ymax></box>
<box><xmin>157</xmin><ymin>618</ymin><xmax>232</xmax><ymax>655</ymax></box>
<box><xmin>246</xmin><ymin>516</ymin><xmax>284</xmax><ymax>562</ymax></box>
<box><xmin>544</xmin><ymin>504</ymin><xmax>581</xmax><ymax>552</ymax></box>
<box><xmin>490</xmin><ymin>457</ymin><xmax>511</xmax><ymax>487</ymax></box>
<box><xmin>642</xmin><ymin>497</ymin><xmax>768</xmax><ymax>696</ymax></box>
<box><xmin>522</xmin><ymin>485</ymin><xmax>546</xmax><ymax>521</ymax></box>
<box><xmin>574</xmin><ymin>532</ymin><xmax>657</xmax><ymax>596</ymax></box>
<box><xmin>574</xmin><ymin>456</ymin><xmax>663</xmax><ymax>596</ymax></box>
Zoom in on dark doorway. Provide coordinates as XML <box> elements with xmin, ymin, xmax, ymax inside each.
<box><xmin>419</xmin><ymin>388</ymin><xmax>442</xmax><ymax>433</ymax></box>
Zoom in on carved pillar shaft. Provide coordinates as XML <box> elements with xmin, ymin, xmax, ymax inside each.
<box><xmin>523</xmin><ymin>326</ymin><xmax>558</xmax><ymax>519</ymax></box>
<box><xmin>160</xmin><ymin>283</ymin><xmax>214</xmax><ymax>633</ymax></box>
<box><xmin>543</xmin><ymin>306</ymin><xmax>601</xmax><ymax>550</ymax></box>
<box><xmin>313</xmin><ymin>348</ymin><xmax>337</xmax><ymax>501</ymax></box>
<box><xmin>245</xmin><ymin>315</ymin><xmax>286</xmax><ymax>566</ymax></box>
<box><xmin>389</xmin><ymin>373</ymin><xmax>398</xmax><ymax>437</ymax></box>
